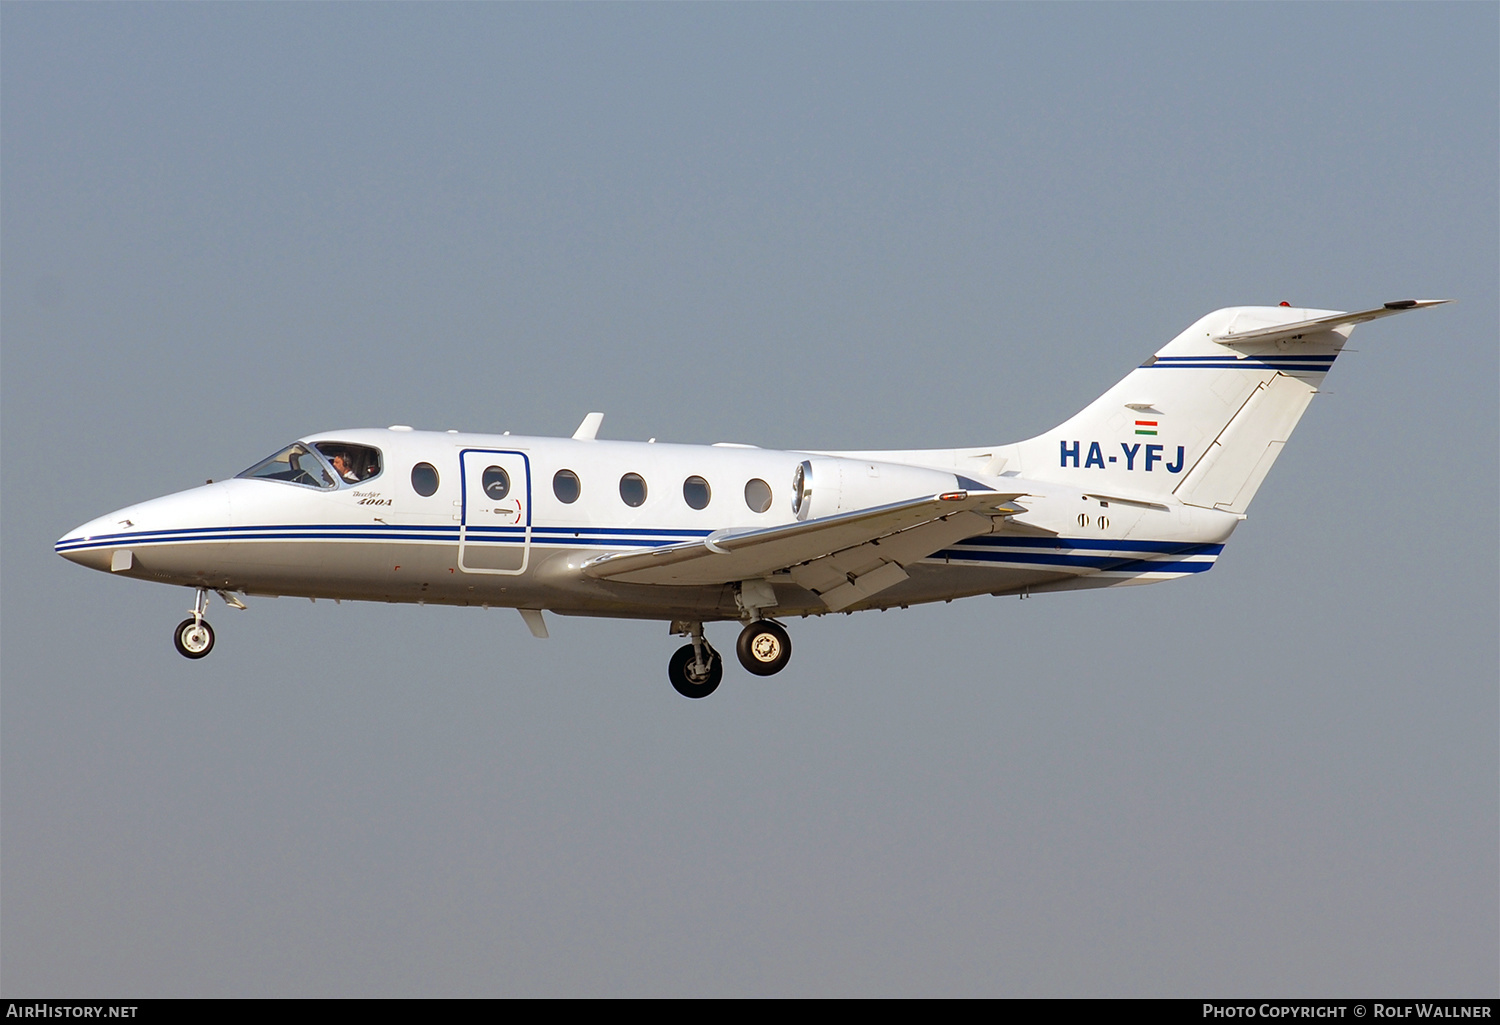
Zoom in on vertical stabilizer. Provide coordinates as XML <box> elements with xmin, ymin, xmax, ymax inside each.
<box><xmin>1000</xmin><ymin>301</ymin><xmax>1445</xmax><ymax>513</ymax></box>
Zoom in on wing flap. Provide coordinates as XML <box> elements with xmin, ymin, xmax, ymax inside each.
<box><xmin>582</xmin><ymin>491</ymin><xmax>1024</xmax><ymax>587</ymax></box>
<box><xmin>787</xmin><ymin>508</ymin><xmax>1005</xmax><ymax>610</ymax></box>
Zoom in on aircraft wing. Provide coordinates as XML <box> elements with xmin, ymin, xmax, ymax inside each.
<box><xmin>582</xmin><ymin>491</ymin><xmax>1025</xmax><ymax>607</ymax></box>
<box><xmin>1213</xmin><ymin>299</ymin><xmax>1448</xmax><ymax>346</ymax></box>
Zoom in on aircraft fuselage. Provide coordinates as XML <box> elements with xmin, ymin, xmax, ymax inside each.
<box><xmin>58</xmin><ymin>428</ymin><xmax>1236</xmax><ymax>622</ymax></box>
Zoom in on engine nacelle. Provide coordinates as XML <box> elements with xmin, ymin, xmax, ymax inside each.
<box><xmin>789</xmin><ymin>456</ymin><xmax>970</xmax><ymax>521</ymax></box>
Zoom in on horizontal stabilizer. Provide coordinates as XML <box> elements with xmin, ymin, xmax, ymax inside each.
<box><xmin>583</xmin><ymin>491</ymin><xmax>1024</xmax><ymax>587</ymax></box>
<box><xmin>1214</xmin><ymin>300</ymin><xmax>1448</xmax><ymax>347</ymax></box>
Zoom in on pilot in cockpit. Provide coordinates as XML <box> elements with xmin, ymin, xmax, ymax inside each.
<box><xmin>312</xmin><ymin>443</ymin><xmax>381</xmax><ymax>485</ymax></box>
<box><xmin>329</xmin><ymin>451</ymin><xmax>361</xmax><ymax>484</ymax></box>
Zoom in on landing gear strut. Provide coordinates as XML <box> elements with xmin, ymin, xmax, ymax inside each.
<box><xmin>174</xmin><ymin>587</ymin><xmax>215</xmax><ymax>659</ymax></box>
<box><xmin>736</xmin><ymin>620</ymin><xmax>791</xmax><ymax>676</ymax></box>
<box><xmin>667</xmin><ymin>622</ymin><xmax>722</xmax><ymax>698</ymax></box>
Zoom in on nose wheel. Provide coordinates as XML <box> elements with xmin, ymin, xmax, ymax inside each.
<box><xmin>737</xmin><ymin>620</ymin><xmax>791</xmax><ymax>676</ymax></box>
<box><xmin>173</xmin><ymin>587</ymin><xmax>217</xmax><ymax>659</ymax></box>
<box><xmin>174</xmin><ymin>617</ymin><xmax>215</xmax><ymax>659</ymax></box>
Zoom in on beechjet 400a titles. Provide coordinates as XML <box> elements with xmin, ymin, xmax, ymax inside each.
<box><xmin>58</xmin><ymin>300</ymin><xmax>1445</xmax><ymax>697</ymax></box>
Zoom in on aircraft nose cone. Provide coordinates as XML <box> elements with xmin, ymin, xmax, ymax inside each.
<box><xmin>56</xmin><ymin>512</ymin><xmax>125</xmax><ymax>569</ymax></box>
<box><xmin>56</xmin><ymin>507</ymin><xmax>146</xmax><ymax>570</ymax></box>
<box><xmin>55</xmin><ymin>484</ymin><xmax>232</xmax><ymax>573</ymax></box>
<box><xmin>56</xmin><ymin>533</ymin><xmax>87</xmax><ymax>565</ymax></box>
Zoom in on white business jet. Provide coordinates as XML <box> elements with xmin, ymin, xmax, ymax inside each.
<box><xmin>57</xmin><ymin>300</ymin><xmax>1445</xmax><ymax>697</ymax></box>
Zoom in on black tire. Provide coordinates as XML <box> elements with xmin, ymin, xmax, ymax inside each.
<box><xmin>736</xmin><ymin>620</ymin><xmax>791</xmax><ymax>676</ymax></box>
<box><xmin>173</xmin><ymin>618</ymin><xmax>215</xmax><ymax>659</ymax></box>
<box><xmin>668</xmin><ymin>642</ymin><xmax>721</xmax><ymax>698</ymax></box>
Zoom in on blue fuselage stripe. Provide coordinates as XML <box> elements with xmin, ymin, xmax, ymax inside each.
<box><xmin>56</xmin><ymin>524</ymin><xmax>1225</xmax><ymax>581</ymax></box>
<box><xmin>1141</xmin><ymin>356</ymin><xmax>1335</xmax><ymax>372</ymax></box>
<box><xmin>948</xmin><ymin>536</ymin><xmax>1223</xmax><ymax>555</ymax></box>
<box><xmin>933</xmin><ymin>546</ymin><xmax>1219</xmax><ymax>573</ymax></box>
<box><xmin>55</xmin><ymin>523</ymin><xmax>714</xmax><ymax>551</ymax></box>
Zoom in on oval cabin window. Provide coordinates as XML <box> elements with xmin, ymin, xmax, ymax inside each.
<box><xmin>744</xmin><ymin>478</ymin><xmax>772</xmax><ymax>513</ymax></box>
<box><xmin>619</xmin><ymin>473</ymin><xmax>647</xmax><ymax>508</ymax></box>
<box><xmin>482</xmin><ymin>466</ymin><xmax>510</xmax><ymax>500</ymax></box>
<box><xmin>411</xmin><ymin>463</ymin><xmax>440</xmax><ymax>497</ymax></box>
<box><xmin>683</xmin><ymin>476</ymin><xmax>711</xmax><ymax>510</ymax></box>
<box><xmin>553</xmin><ymin>469</ymin><xmax>581</xmax><ymax>504</ymax></box>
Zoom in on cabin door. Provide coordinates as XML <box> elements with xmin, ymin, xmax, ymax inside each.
<box><xmin>457</xmin><ymin>449</ymin><xmax>532</xmax><ymax>575</ymax></box>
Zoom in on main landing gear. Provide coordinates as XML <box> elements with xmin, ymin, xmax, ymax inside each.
<box><xmin>668</xmin><ymin>641</ymin><xmax>722</xmax><ymax>698</ymax></box>
<box><xmin>667</xmin><ymin>619</ymin><xmax>793</xmax><ymax>698</ymax></box>
<box><xmin>736</xmin><ymin>619</ymin><xmax>791</xmax><ymax>676</ymax></box>
<box><xmin>668</xmin><ymin>622</ymin><xmax>722</xmax><ymax>698</ymax></box>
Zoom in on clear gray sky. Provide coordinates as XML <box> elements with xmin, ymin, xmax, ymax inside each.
<box><xmin>3</xmin><ymin>3</ymin><xmax>1495</xmax><ymax>997</ymax></box>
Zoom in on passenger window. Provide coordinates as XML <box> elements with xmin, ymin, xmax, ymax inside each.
<box><xmin>683</xmin><ymin>476</ymin><xmax>711</xmax><ymax>510</ymax></box>
<box><xmin>744</xmin><ymin>478</ymin><xmax>772</xmax><ymax>513</ymax></box>
<box><xmin>483</xmin><ymin>466</ymin><xmax>510</xmax><ymax>500</ymax></box>
<box><xmin>619</xmin><ymin>473</ymin><xmax>647</xmax><ymax>507</ymax></box>
<box><xmin>313</xmin><ymin>442</ymin><xmax>382</xmax><ymax>485</ymax></box>
<box><xmin>554</xmin><ymin>469</ymin><xmax>581</xmax><ymax>504</ymax></box>
<box><xmin>411</xmin><ymin>463</ymin><xmax>440</xmax><ymax>497</ymax></box>
<box><xmin>236</xmin><ymin>443</ymin><xmax>336</xmax><ymax>490</ymax></box>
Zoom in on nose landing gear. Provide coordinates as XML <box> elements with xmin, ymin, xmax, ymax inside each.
<box><xmin>174</xmin><ymin>587</ymin><xmax>215</xmax><ymax>659</ymax></box>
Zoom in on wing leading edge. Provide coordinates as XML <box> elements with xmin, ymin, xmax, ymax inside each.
<box><xmin>582</xmin><ymin>490</ymin><xmax>1025</xmax><ymax>609</ymax></box>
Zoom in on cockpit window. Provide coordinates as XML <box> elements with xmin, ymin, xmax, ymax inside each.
<box><xmin>236</xmin><ymin>443</ymin><xmax>337</xmax><ymax>490</ymax></box>
<box><xmin>313</xmin><ymin>442</ymin><xmax>382</xmax><ymax>484</ymax></box>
